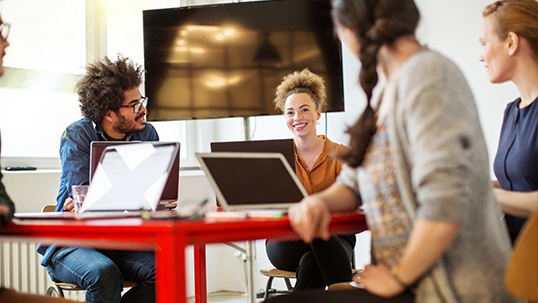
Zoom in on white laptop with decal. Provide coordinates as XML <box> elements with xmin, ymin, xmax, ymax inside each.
<box><xmin>82</xmin><ymin>142</ymin><xmax>179</xmax><ymax>212</ymax></box>
<box><xmin>89</xmin><ymin>141</ymin><xmax>180</xmax><ymax>209</ymax></box>
<box><xmin>15</xmin><ymin>142</ymin><xmax>180</xmax><ymax>219</ymax></box>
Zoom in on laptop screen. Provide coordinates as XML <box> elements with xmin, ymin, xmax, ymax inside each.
<box><xmin>197</xmin><ymin>152</ymin><xmax>307</xmax><ymax>210</ymax></box>
<box><xmin>90</xmin><ymin>141</ymin><xmax>180</xmax><ymax>202</ymax></box>
<box><xmin>210</xmin><ymin>139</ymin><xmax>295</xmax><ymax>172</ymax></box>
<box><xmin>82</xmin><ymin>142</ymin><xmax>179</xmax><ymax>212</ymax></box>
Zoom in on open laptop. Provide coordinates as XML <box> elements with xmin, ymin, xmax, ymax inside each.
<box><xmin>196</xmin><ymin>152</ymin><xmax>307</xmax><ymax>211</ymax></box>
<box><xmin>90</xmin><ymin>141</ymin><xmax>180</xmax><ymax>206</ymax></box>
<box><xmin>210</xmin><ymin>139</ymin><xmax>296</xmax><ymax>208</ymax></box>
<box><xmin>82</xmin><ymin>142</ymin><xmax>179</xmax><ymax>212</ymax></box>
<box><xmin>15</xmin><ymin>142</ymin><xmax>180</xmax><ymax>219</ymax></box>
<box><xmin>210</xmin><ymin>139</ymin><xmax>295</xmax><ymax>172</ymax></box>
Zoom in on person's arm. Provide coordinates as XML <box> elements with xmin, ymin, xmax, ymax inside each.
<box><xmin>56</xmin><ymin>127</ymin><xmax>92</xmax><ymax>211</ymax></box>
<box><xmin>494</xmin><ymin>188</ymin><xmax>538</xmax><ymax>218</ymax></box>
<box><xmin>0</xmin><ymin>178</ymin><xmax>14</xmax><ymax>223</ymax></box>
<box><xmin>0</xmin><ymin>133</ymin><xmax>15</xmax><ymax>222</ymax></box>
<box><xmin>491</xmin><ymin>179</ymin><xmax>537</xmax><ymax>217</ymax></box>
<box><xmin>356</xmin><ymin>218</ymin><xmax>459</xmax><ymax>297</ymax></box>
<box><xmin>288</xmin><ymin>183</ymin><xmax>358</xmax><ymax>243</ymax></box>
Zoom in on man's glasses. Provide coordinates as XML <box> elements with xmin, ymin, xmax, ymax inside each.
<box><xmin>0</xmin><ymin>23</ymin><xmax>10</xmax><ymax>41</ymax></box>
<box><xmin>120</xmin><ymin>97</ymin><xmax>148</xmax><ymax>114</ymax></box>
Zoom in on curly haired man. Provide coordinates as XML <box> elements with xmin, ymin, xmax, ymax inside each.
<box><xmin>37</xmin><ymin>55</ymin><xmax>158</xmax><ymax>303</ymax></box>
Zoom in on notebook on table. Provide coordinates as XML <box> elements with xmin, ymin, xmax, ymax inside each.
<box><xmin>196</xmin><ymin>152</ymin><xmax>308</xmax><ymax>214</ymax></box>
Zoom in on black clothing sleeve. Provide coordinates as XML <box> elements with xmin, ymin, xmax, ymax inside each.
<box><xmin>0</xmin><ymin>131</ymin><xmax>15</xmax><ymax>223</ymax></box>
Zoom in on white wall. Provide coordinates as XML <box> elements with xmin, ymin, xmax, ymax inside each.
<box><xmin>414</xmin><ymin>0</ymin><xmax>519</xmax><ymax>172</ymax></box>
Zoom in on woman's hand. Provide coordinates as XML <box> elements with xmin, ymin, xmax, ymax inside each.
<box><xmin>288</xmin><ymin>184</ymin><xmax>359</xmax><ymax>243</ymax></box>
<box><xmin>493</xmin><ymin>188</ymin><xmax>538</xmax><ymax>218</ymax></box>
<box><xmin>288</xmin><ymin>196</ymin><xmax>331</xmax><ymax>243</ymax></box>
<box><xmin>0</xmin><ymin>204</ymin><xmax>9</xmax><ymax>215</ymax></box>
<box><xmin>63</xmin><ymin>197</ymin><xmax>74</xmax><ymax>212</ymax></box>
<box><xmin>355</xmin><ymin>264</ymin><xmax>406</xmax><ymax>298</ymax></box>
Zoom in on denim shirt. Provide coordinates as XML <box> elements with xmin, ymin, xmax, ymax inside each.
<box><xmin>37</xmin><ymin>117</ymin><xmax>159</xmax><ymax>265</ymax></box>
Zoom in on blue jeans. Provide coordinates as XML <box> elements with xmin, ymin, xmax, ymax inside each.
<box><xmin>46</xmin><ymin>247</ymin><xmax>155</xmax><ymax>303</ymax></box>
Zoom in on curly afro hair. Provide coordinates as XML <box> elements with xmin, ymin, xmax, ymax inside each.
<box><xmin>273</xmin><ymin>68</ymin><xmax>327</xmax><ymax>112</ymax></box>
<box><xmin>76</xmin><ymin>55</ymin><xmax>144</xmax><ymax>123</ymax></box>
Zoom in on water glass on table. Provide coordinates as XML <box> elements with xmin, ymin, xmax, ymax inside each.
<box><xmin>71</xmin><ymin>185</ymin><xmax>89</xmax><ymax>214</ymax></box>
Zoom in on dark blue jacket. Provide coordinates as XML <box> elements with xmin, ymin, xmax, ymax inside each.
<box><xmin>493</xmin><ymin>97</ymin><xmax>538</xmax><ymax>243</ymax></box>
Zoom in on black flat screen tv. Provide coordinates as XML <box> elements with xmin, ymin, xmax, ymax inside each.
<box><xmin>143</xmin><ymin>0</ymin><xmax>344</xmax><ymax>121</ymax></box>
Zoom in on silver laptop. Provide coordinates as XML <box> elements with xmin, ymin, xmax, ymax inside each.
<box><xmin>196</xmin><ymin>152</ymin><xmax>308</xmax><ymax>211</ymax></box>
<box><xmin>90</xmin><ymin>141</ymin><xmax>181</xmax><ymax>207</ymax></box>
<box><xmin>81</xmin><ymin>142</ymin><xmax>180</xmax><ymax>212</ymax></box>
<box><xmin>14</xmin><ymin>142</ymin><xmax>180</xmax><ymax>220</ymax></box>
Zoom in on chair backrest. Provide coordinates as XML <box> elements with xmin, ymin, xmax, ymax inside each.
<box><xmin>505</xmin><ymin>212</ymin><xmax>537</xmax><ymax>302</ymax></box>
<box><xmin>41</xmin><ymin>204</ymin><xmax>56</xmax><ymax>213</ymax></box>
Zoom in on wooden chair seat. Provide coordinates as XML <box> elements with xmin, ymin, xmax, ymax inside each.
<box><xmin>260</xmin><ymin>268</ymin><xmax>297</xmax><ymax>279</ymax></box>
<box><xmin>327</xmin><ymin>281</ymin><xmax>357</xmax><ymax>291</ymax></box>
<box><xmin>46</xmin><ymin>281</ymin><xmax>138</xmax><ymax>298</ymax></box>
<box><xmin>327</xmin><ymin>269</ymin><xmax>362</xmax><ymax>291</ymax></box>
<box><xmin>260</xmin><ymin>268</ymin><xmax>296</xmax><ymax>299</ymax></box>
<box><xmin>41</xmin><ymin>204</ymin><xmax>56</xmax><ymax>212</ymax></box>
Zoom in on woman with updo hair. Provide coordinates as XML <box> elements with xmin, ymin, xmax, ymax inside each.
<box><xmin>266</xmin><ymin>0</ymin><xmax>519</xmax><ymax>302</ymax></box>
<box><xmin>266</xmin><ymin>68</ymin><xmax>355</xmax><ymax>291</ymax></box>
<box><xmin>479</xmin><ymin>0</ymin><xmax>538</xmax><ymax>244</ymax></box>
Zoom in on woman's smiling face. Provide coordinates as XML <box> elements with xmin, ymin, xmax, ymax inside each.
<box><xmin>284</xmin><ymin>93</ymin><xmax>321</xmax><ymax>138</ymax></box>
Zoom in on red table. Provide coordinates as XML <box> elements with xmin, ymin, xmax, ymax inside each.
<box><xmin>0</xmin><ymin>212</ymin><xmax>366</xmax><ymax>303</ymax></box>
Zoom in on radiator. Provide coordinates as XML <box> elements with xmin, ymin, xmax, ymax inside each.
<box><xmin>0</xmin><ymin>241</ymin><xmax>85</xmax><ymax>301</ymax></box>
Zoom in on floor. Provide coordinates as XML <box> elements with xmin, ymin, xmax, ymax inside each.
<box><xmin>188</xmin><ymin>291</ymin><xmax>263</xmax><ymax>303</ymax></box>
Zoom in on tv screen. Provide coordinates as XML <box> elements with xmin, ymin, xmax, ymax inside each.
<box><xmin>143</xmin><ymin>0</ymin><xmax>344</xmax><ymax>121</ymax></box>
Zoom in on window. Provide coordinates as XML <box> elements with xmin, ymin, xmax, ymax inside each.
<box><xmin>0</xmin><ymin>0</ymin><xmax>260</xmax><ymax>166</ymax></box>
<box><xmin>0</xmin><ymin>0</ymin><xmax>85</xmax><ymax>159</ymax></box>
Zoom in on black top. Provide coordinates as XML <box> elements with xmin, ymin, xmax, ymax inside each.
<box><xmin>493</xmin><ymin>97</ymin><xmax>538</xmax><ymax>243</ymax></box>
<box><xmin>0</xmin><ymin>130</ymin><xmax>15</xmax><ymax>224</ymax></box>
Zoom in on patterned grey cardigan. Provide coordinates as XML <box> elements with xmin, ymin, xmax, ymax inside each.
<box><xmin>338</xmin><ymin>47</ymin><xmax>521</xmax><ymax>303</ymax></box>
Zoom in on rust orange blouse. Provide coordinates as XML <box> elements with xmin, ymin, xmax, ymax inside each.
<box><xmin>295</xmin><ymin>135</ymin><xmax>349</xmax><ymax>195</ymax></box>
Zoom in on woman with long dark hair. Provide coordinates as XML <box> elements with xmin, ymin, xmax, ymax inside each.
<box><xmin>267</xmin><ymin>0</ymin><xmax>519</xmax><ymax>302</ymax></box>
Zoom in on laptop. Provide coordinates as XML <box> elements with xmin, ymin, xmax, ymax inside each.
<box><xmin>90</xmin><ymin>141</ymin><xmax>180</xmax><ymax>205</ymax></box>
<box><xmin>196</xmin><ymin>152</ymin><xmax>307</xmax><ymax>211</ymax></box>
<box><xmin>210</xmin><ymin>139</ymin><xmax>295</xmax><ymax>172</ymax></box>
<box><xmin>15</xmin><ymin>142</ymin><xmax>180</xmax><ymax>219</ymax></box>
<box><xmin>82</xmin><ymin>142</ymin><xmax>180</xmax><ymax>212</ymax></box>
